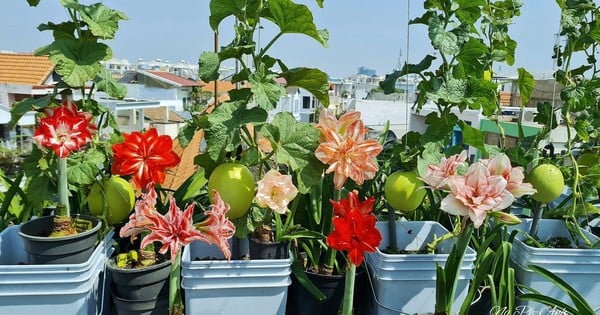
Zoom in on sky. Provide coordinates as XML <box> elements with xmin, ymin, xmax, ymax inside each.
<box><xmin>0</xmin><ymin>0</ymin><xmax>578</xmax><ymax>79</ymax></box>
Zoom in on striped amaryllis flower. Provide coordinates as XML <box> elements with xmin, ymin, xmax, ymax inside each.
<box><xmin>33</xmin><ymin>100</ymin><xmax>96</xmax><ymax>158</ymax></box>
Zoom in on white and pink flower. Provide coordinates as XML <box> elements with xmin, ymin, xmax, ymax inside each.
<box><xmin>255</xmin><ymin>169</ymin><xmax>298</xmax><ymax>214</ymax></box>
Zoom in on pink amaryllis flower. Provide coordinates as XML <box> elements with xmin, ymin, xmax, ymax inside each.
<box><xmin>139</xmin><ymin>196</ymin><xmax>207</xmax><ymax>262</ymax></box>
<box><xmin>120</xmin><ymin>183</ymin><xmax>159</xmax><ymax>241</ymax></box>
<box><xmin>315</xmin><ymin>113</ymin><xmax>383</xmax><ymax>190</ymax></box>
<box><xmin>255</xmin><ymin>169</ymin><xmax>298</xmax><ymax>214</ymax></box>
<box><xmin>421</xmin><ymin>151</ymin><xmax>468</xmax><ymax>190</ymax></box>
<box><xmin>482</xmin><ymin>154</ymin><xmax>536</xmax><ymax>198</ymax></box>
<box><xmin>441</xmin><ymin>162</ymin><xmax>515</xmax><ymax>228</ymax></box>
<box><xmin>195</xmin><ymin>190</ymin><xmax>236</xmax><ymax>260</ymax></box>
<box><xmin>33</xmin><ymin>100</ymin><xmax>96</xmax><ymax>158</ymax></box>
<box><xmin>111</xmin><ymin>128</ymin><xmax>181</xmax><ymax>190</ymax></box>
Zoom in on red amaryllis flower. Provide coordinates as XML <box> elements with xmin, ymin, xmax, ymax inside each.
<box><xmin>326</xmin><ymin>208</ymin><xmax>382</xmax><ymax>266</ymax></box>
<box><xmin>111</xmin><ymin>128</ymin><xmax>181</xmax><ymax>189</ymax></box>
<box><xmin>195</xmin><ymin>190</ymin><xmax>236</xmax><ymax>260</ymax></box>
<box><xmin>33</xmin><ymin>101</ymin><xmax>96</xmax><ymax>158</ymax></box>
<box><xmin>326</xmin><ymin>191</ymin><xmax>381</xmax><ymax>266</ymax></box>
<box><xmin>140</xmin><ymin>196</ymin><xmax>206</xmax><ymax>262</ymax></box>
<box><xmin>330</xmin><ymin>190</ymin><xmax>374</xmax><ymax>217</ymax></box>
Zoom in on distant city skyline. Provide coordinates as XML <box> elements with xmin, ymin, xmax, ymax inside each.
<box><xmin>2</xmin><ymin>1</ymin><xmax>569</xmax><ymax>78</ymax></box>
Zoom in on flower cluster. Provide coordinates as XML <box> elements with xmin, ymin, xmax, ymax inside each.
<box><xmin>114</xmin><ymin>128</ymin><xmax>235</xmax><ymax>261</ymax></box>
<box><xmin>326</xmin><ymin>191</ymin><xmax>382</xmax><ymax>266</ymax></box>
<box><xmin>422</xmin><ymin>152</ymin><xmax>536</xmax><ymax>228</ymax></box>
<box><xmin>120</xmin><ymin>185</ymin><xmax>235</xmax><ymax>261</ymax></box>
<box><xmin>33</xmin><ymin>98</ymin><xmax>97</xmax><ymax>158</ymax></box>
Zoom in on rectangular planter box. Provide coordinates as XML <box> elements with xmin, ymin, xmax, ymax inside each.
<box><xmin>0</xmin><ymin>225</ymin><xmax>112</xmax><ymax>315</ymax></box>
<box><xmin>510</xmin><ymin>219</ymin><xmax>600</xmax><ymax>312</ymax></box>
<box><xmin>181</xmin><ymin>240</ymin><xmax>291</xmax><ymax>315</ymax></box>
<box><xmin>365</xmin><ymin>221</ymin><xmax>475</xmax><ymax>315</ymax></box>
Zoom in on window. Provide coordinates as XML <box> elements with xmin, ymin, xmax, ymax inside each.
<box><xmin>302</xmin><ymin>96</ymin><xmax>311</xmax><ymax>109</ymax></box>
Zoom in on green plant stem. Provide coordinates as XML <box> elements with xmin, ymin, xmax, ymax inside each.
<box><xmin>57</xmin><ymin>156</ymin><xmax>70</xmax><ymax>217</ymax></box>
<box><xmin>341</xmin><ymin>263</ymin><xmax>356</xmax><ymax>315</ymax></box>
<box><xmin>169</xmin><ymin>251</ymin><xmax>183</xmax><ymax>315</ymax></box>
<box><xmin>323</xmin><ymin>188</ymin><xmax>341</xmax><ymax>272</ymax></box>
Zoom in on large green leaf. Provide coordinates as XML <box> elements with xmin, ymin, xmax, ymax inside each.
<box><xmin>249</xmin><ymin>64</ymin><xmax>286</xmax><ymax>110</ymax></box>
<box><xmin>429</xmin><ymin>16</ymin><xmax>460</xmax><ymax>55</ymax></box>
<box><xmin>261</xmin><ymin>112</ymin><xmax>324</xmax><ymax>193</ymax></box>
<box><xmin>9</xmin><ymin>95</ymin><xmax>53</xmax><ymax>129</ymax></box>
<box><xmin>456</xmin><ymin>0</ymin><xmax>485</xmax><ymax>25</ymax></box>
<box><xmin>94</xmin><ymin>71</ymin><xmax>127</xmax><ymax>99</ymax></box>
<box><xmin>281</xmin><ymin>67</ymin><xmax>330</xmax><ymax>107</ymax></box>
<box><xmin>264</xmin><ymin>0</ymin><xmax>328</xmax><ymax>46</ymax></box>
<box><xmin>79</xmin><ymin>3</ymin><xmax>128</xmax><ymax>39</ymax></box>
<box><xmin>456</xmin><ymin>37</ymin><xmax>488</xmax><ymax>77</ymax></box>
<box><xmin>516</xmin><ymin>68</ymin><xmax>535</xmax><ymax>105</ymax></box>
<box><xmin>68</xmin><ymin>149</ymin><xmax>105</xmax><ymax>186</ymax></box>
<box><xmin>35</xmin><ymin>39</ymin><xmax>112</xmax><ymax>88</ymax></box>
<box><xmin>459</xmin><ymin>120</ymin><xmax>487</xmax><ymax>155</ymax></box>
<box><xmin>198</xmin><ymin>51</ymin><xmax>220</xmax><ymax>82</ymax></box>
<box><xmin>209</xmin><ymin>0</ymin><xmax>261</xmax><ymax>31</ymax></box>
<box><xmin>204</xmin><ymin>101</ymin><xmax>268</xmax><ymax>160</ymax></box>
<box><xmin>379</xmin><ymin>55</ymin><xmax>436</xmax><ymax>94</ymax></box>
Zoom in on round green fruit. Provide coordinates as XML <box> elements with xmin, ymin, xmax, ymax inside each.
<box><xmin>577</xmin><ymin>152</ymin><xmax>599</xmax><ymax>176</ymax></box>
<box><xmin>208</xmin><ymin>163</ymin><xmax>256</xmax><ymax>219</ymax></box>
<box><xmin>527</xmin><ymin>164</ymin><xmax>564</xmax><ymax>203</ymax></box>
<box><xmin>384</xmin><ymin>171</ymin><xmax>426</xmax><ymax>212</ymax></box>
<box><xmin>88</xmin><ymin>176</ymin><xmax>135</xmax><ymax>225</ymax></box>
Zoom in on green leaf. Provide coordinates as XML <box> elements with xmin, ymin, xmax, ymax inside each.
<box><xmin>173</xmin><ymin>168</ymin><xmax>208</xmax><ymax>203</ymax></box>
<box><xmin>209</xmin><ymin>0</ymin><xmax>261</xmax><ymax>30</ymax></box>
<box><xmin>261</xmin><ymin>112</ymin><xmax>324</xmax><ymax>193</ymax></box>
<box><xmin>456</xmin><ymin>0</ymin><xmax>485</xmax><ymax>25</ymax></box>
<box><xmin>523</xmin><ymin>264</ymin><xmax>594</xmax><ymax>315</ymax></box>
<box><xmin>574</xmin><ymin>119</ymin><xmax>590</xmax><ymax>142</ymax></box>
<box><xmin>281</xmin><ymin>67</ymin><xmax>330</xmax><ymax>107</ymax></box>
<box><xmin>423</xmin><ymin>112</ymin><xmax>459</xmax><ymax>143</ymax></box>
<box><xmin>79</xmin><ymin>3</ymin><xmax>128</xmax><ymax>39</ymax></box>
<box><xmin>516</xmin><ymin>68</ymin><xmax>535</xmax><ymax>105</ymax></box>
<box><xmin>459</xmin><ymin>120</ymin><xmax>487</xmax><ymax>155</ymax></box>
<box><xmin>68</xmin><ymin>149</ymin><xmax>104</xmax><ymax>186</ymax></box>
<box><xmin>249</xmin><ymin>64</ymin><xmax>286</xmax><ymax>110</ymax></box>
<box><xmin>204</xmin><ymin>101</ymin><xmax>268</xmax><ymax>160</ymax></box>
<box><xmin>379</xmin><ymin>55</ymin><xmax>436</xmax><ymax>94</ymax></box>
<box><xmin>264</xmin><ymin>0</ymin><xmax>328</xmax><ymax>46</ymax></box>
<box><xmin>456</xmin><ymin>37</ymin><xmax>488</xmax><ymax>77</ymax></box>
<box><xmin>429</xmin><ymin>16</ymin><xmax>460</xmax><ymax>55</ymax></box>
<box><xmin>37</xmin><ymin>21</ymin><xmax>77</xmax><ymax>40</ymax></box>
<box><xmin>27</xmin><ymin>0</ymin><xmax>40</xmax><ymax>6</ymax></box>
<box><xmin>198</xmin><ymin>51</ymin><xmax>220</xmax><ymax>82</ymax></box>
<box><xmin>94</xmin><ymin>71</ymin><xmax>127</xmax><ymax>99</ymax></box>
<box><xmin>9</xmin><ymin>95</ymin><xmax>53</xmax><ymax>129</ymax></box>
<box><xmin>427</xmin><ymin>78</ymin><xmax>467</xmax><ymax>104</ymax></box>
<box><xmin>35</xmin><ymin>39</ymin><xmax>112</xmax><ymax>88</ymax></box>
<box><xmin>534</xmin><ymin>102</ymin><xmax>558</xmax><ymax>129</ymax></box>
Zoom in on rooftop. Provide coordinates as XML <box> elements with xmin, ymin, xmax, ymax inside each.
<box><xmin>0</xmin><ymin>53</ymin><xmax>54</xmax><ymax>85</ymax></box>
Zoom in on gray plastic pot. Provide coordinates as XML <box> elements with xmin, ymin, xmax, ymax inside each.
<box><xmin>107</xmin><ymin>259</ymin><xmax>171</xmax><ymax>300</ymax></box>
<box><xmin>111</xmin><ymin>293</ymin><xmax>169</xmax><ymax>315</ymax></box>
<box><xmin>18</xmin><ymin>214</ymin><xmax>101</xmax><ymax>264</ymax></box>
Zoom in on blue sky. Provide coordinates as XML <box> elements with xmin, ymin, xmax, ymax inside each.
<box><xmin>1</xmin><ymin>1</ymin><xmax>568</xmax><ymax>78</ymax></box>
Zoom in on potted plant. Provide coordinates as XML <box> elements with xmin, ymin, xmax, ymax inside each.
<box><xmin>174</xmin><ymin>1</ymin><xmax>350</xmax><ymax>314</ymax></box>
<box><xmin>0</xmin><ymin>0</ymin><xmax>127</xmax><ymax>313</ymax></box>
<box><xmin>507</xmin><ymin>1</ymin><xmax>600</xmax><ymax>311</ymax></box>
